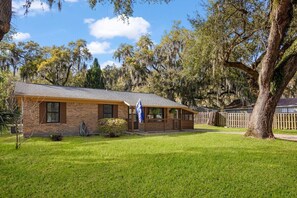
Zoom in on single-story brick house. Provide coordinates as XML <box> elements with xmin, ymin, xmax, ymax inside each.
<box><xmin>14</xmin><ymin>82</ymin><xmax>196</xmax><ymax>137</ymax></box>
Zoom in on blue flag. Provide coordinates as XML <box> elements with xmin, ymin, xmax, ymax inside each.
<box><xmin>136</xmin><ymin>99</ymin><xmax>145</xmax><ymax>123</ymax></box>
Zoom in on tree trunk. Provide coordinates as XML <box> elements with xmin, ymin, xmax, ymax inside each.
<box><xmin>245</xmin><ymin>0</ymin><xmax>294</xmax><ymax>139</ymax></box>
<box><xmin>245</xmin><ymin>90</ymin><xmax>279</xmax><ymax>138</ymax></box>
<box><xmin>0</xmin><ymin>0</ymin><xmax>12</xmax><ymax>41</ymax></box>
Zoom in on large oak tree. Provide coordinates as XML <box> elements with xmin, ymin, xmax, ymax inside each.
<box><xmin>191</xmin><ymin>0</ymin><xmax>297</xmax><ymax>138</ymax></box>
<box><xmin>246</xmin><ymin>0</ymin><xmax>297</xmax><ymax>138</ymax></box>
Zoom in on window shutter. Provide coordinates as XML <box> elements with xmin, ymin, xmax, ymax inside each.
<box><xmin>113</xmin><ymin>105</ymin><xmax>118</xmax><ymax>118</ymax></box>
<box><xmin>98</xmin><ymin>104</ymin><xmax>103</xmax><ymax>119</ymax></box>
<box><xmin>39</xmin><ymin>102</ymin><xmax>46</xmax><ymax>124</ymax></box>
<box><xmin>60</xmin><ymin>102</ymin><xmax>66</xmax><ymax>123</ymax></box>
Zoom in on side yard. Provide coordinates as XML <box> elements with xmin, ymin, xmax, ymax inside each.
<box><xmin>195</xmin><ymin>112</ymin><xmax>297</xmax><ymax>132</ymax></box>
<box><xmin>0</xmin><ymin>132</ymin><xmax>297</xmax><ymax>197</ymax></box>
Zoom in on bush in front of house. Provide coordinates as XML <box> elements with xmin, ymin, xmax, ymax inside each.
<box><xmin>98</xmin><ymin>118</ymin><xmax>127</xmax><ymax>137</ymax></box>
<box><xmin>50</xmin><ymin>133</ymin><xmax>63</xmax><ymax>141</ymax></box>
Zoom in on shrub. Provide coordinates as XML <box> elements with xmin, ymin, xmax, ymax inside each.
<box><xmin>50</xmin><ymin>133</ymin><xmax>63</xmax><ymax>141</ymax></box>
<box><xmin>98</xmin><ymin>118</ymin><xmax>127</xmax><ymax>137</ymax></box>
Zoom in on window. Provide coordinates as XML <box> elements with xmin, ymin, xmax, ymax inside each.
<box><xmin>288</xmin><ymin>108</ymin><xmax>297</xmax><ymax>113</ymax></box>
<box><xmin>103</xmin><ymin>105</ymin><xmax>113</xmax><ymax>118</ymax></box>
<box><xmin>183</xmin><ymin>113</ymin><xmax>193</xmax><ymax>120</ymax></box>
<box><xmin>183</xmin><ymin>111</ymin><xmax>194</xmax><ymax>120</ymax></box>
<box><xmin>147</xmin><ymin>108</ymin><xmax>164</xmax><ymax>122</ymax></box>
<box><xmin>169</xmin><ymin>108</ymin><xmax>178</xmax><ymax>119</ymax></box>
<box><xmin>46</xmin><ymin>102</ymin><xmax>60</xmax><ymax>123</ymax></box>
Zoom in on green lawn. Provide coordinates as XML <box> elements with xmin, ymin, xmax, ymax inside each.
<box><xmin>1</xmin><ymin>133</ymin><xmax>297</xmax><ymax>197</ymax></box>
<box><xmin>195</xmin><ymin>124</ymin><xmax>297</xmax><ymax>135</ymax></box>
<box><xmin>195</xmin><ymin>124</ymin><xmax>246</xmax><ymax>132</ymax></box>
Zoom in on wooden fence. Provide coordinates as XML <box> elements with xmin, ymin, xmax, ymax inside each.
<box><xmin>195</xmin><ymin>112</ymin><xmax>210</xmax><ymax>124</ymax></box>
<box><xmin>194</xmin><ymin>112</ymin><xmax>227</xmax><ymax>126</ymax></box>
<box><xmin>227</xmin><ymin>113</ymin><xmax>250</xmax><ymax>128</ymax></box>
<box><xmin>195</xmin><ymin>112</ymin><xmax>297</xmax><ymax>130</ymax></box>
<box><xmin>273</xmin><ymin>113</ymin><xmax>297</xmax><ymax>130</ymax></box>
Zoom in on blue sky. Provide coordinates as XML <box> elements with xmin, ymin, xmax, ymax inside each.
<box><xmin>11</xmin><ymin>0</ymin><xmax>206</xmax><ymax>68</ymax></box>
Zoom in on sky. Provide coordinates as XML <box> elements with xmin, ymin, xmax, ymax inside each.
<box><xmin>11</xmin><ymin>0</ymin><xmax>206</xmax><ymax>68</ymax></box>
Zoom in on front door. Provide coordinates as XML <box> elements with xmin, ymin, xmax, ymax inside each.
<box><xmin>128</xmin><ymin>107</ymin><xmax>139</xmax><ymax>130</ymax></box>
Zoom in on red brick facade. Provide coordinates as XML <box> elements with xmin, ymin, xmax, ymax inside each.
<box><xmin>20</xmin><ymin>98</ymin><xmax>194</xmax><ymax>137</ymax></box>
<box><xmin>22</xmin><ymin>98</ymin><xmax>128</xmax><ymax>136</ymax></box>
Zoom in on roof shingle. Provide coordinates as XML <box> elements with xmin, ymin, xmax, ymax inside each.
<box><xmin>14</xmin><ymin>82</ymin><xmax>193</xmax><ymax>111</ymax></box>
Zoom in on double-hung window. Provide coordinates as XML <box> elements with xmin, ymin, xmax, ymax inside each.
<box><xmin>103</xmin><ymin>105</ymin><xmax>113</xmax><ymax>118</ymax></box>
<box><xmin>46</xmin><ymin>102</ymin><xmax>60</xmax><ymax>123</ymax></box>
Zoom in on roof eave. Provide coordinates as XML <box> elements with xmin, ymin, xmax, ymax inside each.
<box><xmin>15</xmin><ymin>94</ymin><xmax>124</xmax><ymax>104</ymax></box>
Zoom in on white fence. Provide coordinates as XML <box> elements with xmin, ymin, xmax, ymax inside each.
<box><xmin>195</xmin><ymin>112</ymin><xmax>297</xmax><ymax>130</ymax></box>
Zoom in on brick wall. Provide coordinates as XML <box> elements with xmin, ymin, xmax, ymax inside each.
<box><xmin>118</xmin><ymin>104</ymin><xmax>128</xmax><ymax>119</ymax></box>
<box><xmin>22</xmin><ymin>99</ymin><xmax>128</xmax><ymax>137</ymax></box>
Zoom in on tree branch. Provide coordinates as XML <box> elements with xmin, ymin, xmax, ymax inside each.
<box><xmin>260</xmin><ymin>1</ymin><xmax>293</xmax><ymax>88</ymax></box>
<box><xmin>62</xmin><ymin>64</ymin><xmax>72</xmax><ymax>86</ymax></box>
<box><xmin>206</xmin><ymin>90</ymin><xmax>236</xmax><ymax>97</ymax></box>
<box><xmin>252</xmin><ymin>51</ymin><xmax>266</xmax><ymax>69</ymax></box>
<box><xmin>279</xmin><ymin>36</ymin><xmax>297</xmax><ymax>58</ymax></box>
<box><xmin>224</xmin><ymin>61</ymin><xmax>259</xmax><ymax>80</ymax></box>
<box><xmin>273</xmin><ymin>55</ymin><xmax>297</xmax><ymax>99</ymax></box>
<box><xmin>226</xmin><ymin>28</ymin><xmax>259</xmax><ymax>60</ymax></box>
<box><xmin>220</xmin><ymin>91</ymin><xmax>236</xmax><ymax>97</ymax></box>
<box><xmin>40</xmin><ymin>74</ymin><xmax>55</xmax><ymax>85</ymax></box>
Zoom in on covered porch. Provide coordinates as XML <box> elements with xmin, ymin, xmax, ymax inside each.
<box><xmin>127</xmin><ymin>106</ymin><xmax>195</xmax><ymax>132</ymax></box>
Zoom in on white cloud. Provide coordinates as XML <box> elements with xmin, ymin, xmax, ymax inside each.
<box><xmin>87</xmin><ymin>41</ymin><xmax>112</xmax><ymax>55</ymax></box>
<box><xmin>84</xmin><ymin>18</ymin><xmax>95</xmax><ymax>24</ymax></box>
<box><xmin>88</xmin><ymin>16</ymin><xmax>150</xmax><ymax>40</ymax></box>
<box><xmin>12</xmin><ymin>0</ymin><xmax>50</xmax><ymax>16</ymax></box>
<box><xmin>101</xmin><ymin>61</ymin><xmax>121</xmax><ymax>68</ymax></box>
<box><xmin>12</xmin><ymin>32</ymin><xmax>31</xmax><ymax>41</ymax></box>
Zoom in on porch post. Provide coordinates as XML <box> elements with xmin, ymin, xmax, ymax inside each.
<box><xmin>21</xmin><ymin>97</ymin><xmax>24</xmax><ymax>116</ymax></box>
<box><xmin>163</xmin><ymin>108</ymin><xmax>166</xmax><ymax>132</ymax></box>
<box><xmin>131</xmin><ymin>106</ymin><xmax>134</xmax><ymax>133</ymax></box>
<box><xmin>144</xmin><ymin>107</ymin><xmax>147</xmax><ymax>132</ymax></box>
<box><xmin>179</xmin><ymin>108</ymin><xmax>182</xmax><ymax>131</ymax></box>
<box><xmin>191</xmin><ymin>113</ymin><xmax>194</xmax><ymax>129</ymax></box>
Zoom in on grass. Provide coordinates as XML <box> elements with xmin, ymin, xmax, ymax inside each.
<box><xmin>195</xmin><ymin>124</ymin><xmax>246</xmax><ymax>132</ymax></box>
<box><xmin>195</xmin><ymin>124</ymin><xmax>297</xmax><ymax>135</ymax></box>
<box><xmin>273</xmin><ymin>129</ymin><xmax>297</xmax><ymax>135</ymax></box>
<box><xmin>1</xmin><ymin>133</ymin><xmax>297</xmax><ymax>197</ymax></box>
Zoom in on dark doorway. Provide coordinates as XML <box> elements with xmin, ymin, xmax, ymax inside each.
<box><xmin>128</xmin><ymin>107</ymin><xmax>139</xmax><ymax>130</ymax></box>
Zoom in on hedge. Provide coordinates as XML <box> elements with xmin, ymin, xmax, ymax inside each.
<box><xmin>98</xmin><ymin>118</ymin><xmax>127</xmax><ymax>137</ymax></box>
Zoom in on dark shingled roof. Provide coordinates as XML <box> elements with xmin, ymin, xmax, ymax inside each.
<box><xmin>15</xmin><ymin>82</ymin><xmax>195</xmax><ymax>112</ymax></box>
<box><xmin>224</xmin><ymin>98</ymin><xmax>297</xmax><ymax>110</ymax></box>
<box><xmin>277</xmin><ymin>98</ymin><xmax>297</xmax><ymax>107</ymax></box>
